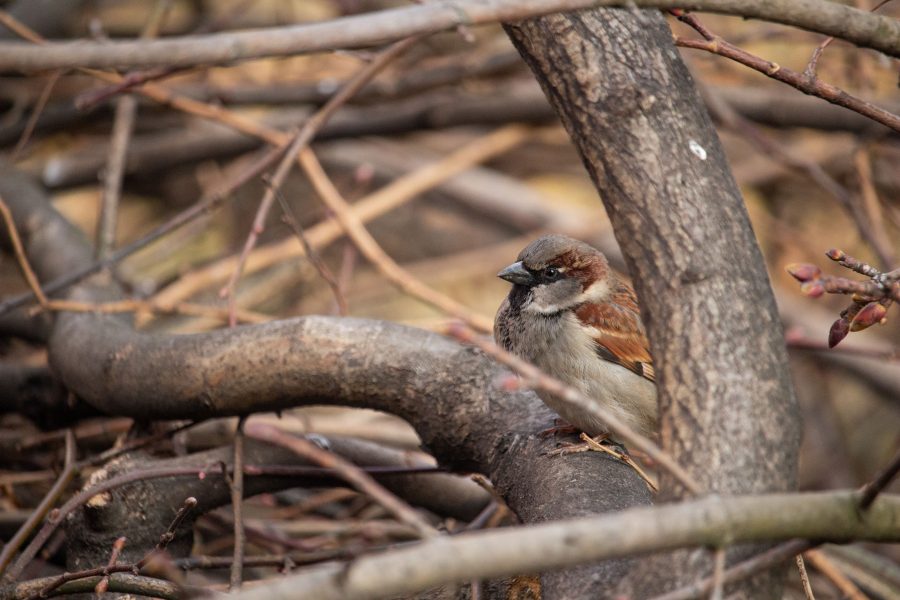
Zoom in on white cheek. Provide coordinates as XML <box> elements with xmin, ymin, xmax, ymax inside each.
<box><xmin>574</xmin><ymin>278</ymin><xmax>610</xmax><ymax>303</ymax></box>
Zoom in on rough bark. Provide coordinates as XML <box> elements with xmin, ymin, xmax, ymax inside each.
<box><xmin>505</xmin><ymin>7</ymin><xmax>800</xmax><ymax>598</ymax></box>
<box><xmin>0</xmin><ymin>162</ymin><xmax>651</xmax><ymax>597</ymax></box>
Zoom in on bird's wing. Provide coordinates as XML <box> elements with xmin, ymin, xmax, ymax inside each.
<box><xmin>574</xmin><ymin>282</ymin><xmax>655</xmax><ymax>382</ymax></box>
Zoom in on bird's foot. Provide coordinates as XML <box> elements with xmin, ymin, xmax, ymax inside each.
<box><xmin>538</xmin><ymin>418</ymin><xmax>579</xmax><ymax>439</ymax></box>
<box><xmin>548</xmin><ymin>433</ymin><xmax>659</xmax><ymax>492</ymax></box>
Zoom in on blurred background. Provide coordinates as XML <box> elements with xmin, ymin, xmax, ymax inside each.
<box><xmin>0</xmin><ymin>1</ymin><xmax>898</xmax><ymax>597</ymax></box>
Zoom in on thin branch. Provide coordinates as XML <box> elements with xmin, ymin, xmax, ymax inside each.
<box><xmin>674</xmin><ymin>34</ymin><xmax>900</xmax><ymax>133</ymax></box>
<box><xmin>0</xmin><ymin>0</ymin><xmax>898</xmax><ymax>71</ymax></box>
<box><xmin>245</xmin><ymin>423</ymin><xmax>438</xmax><ymax>539</ymax></box>
<box><xmin>92</xmin><ymin>537</ymin><xmax>126</xmax><ymax>595</ymax></box>
<box><xmin>152</xmin><ymin>124</ymin><xmax>531</xmax><ymax>309</ymax></box>
<box><xmin>230</xmin><ymin>419</ymin><xmax>246</xmax><ymax>591</ymax></box>
<box><xmin>0</xmin><ymin>431</ymin><xmax>76</xmax><ymax>580</ymax></box>
<box><xmin>443</xmin><ymin>323</ymin><xmax>701</xmax><ymax>494</ymax></box>
<box><xmin>38</xmin><ymin>297</ymin><xmax>270</xmax><ymax>324</ymax></box>
<box><xmin>230</xmin><ymin>492</ymin><xmax>900</xmax><ymax>600</ymax></box>
<box><xmin>803</xmin><ymin>0</ymin><xmax>895</xmax><ymax>78</ymax></box>
<box><xmin>219</xmin><ymin>36</ymin><xmax>420</xmax><ymax>327</ymax></box>
<box><xmin>298</xmin><ymin>149</ymin><xmax>495</xmax><ymax>333</ymax></box>
<box><xmin>10</xmin><ymin>70</ymin><xmax>62</xmax><ymax>160</ymax></box>
<box><xmin>858</xmin><ymin>443</ymin><xmax>900</xmax><ymax>510</ymax></box>
<box><xmin>709</xmin><ymin>547</ymin><xmax>726</xmax><ymax>600</ymax></box>
<box><xmin>803</xmin><ymin>549</ymin><xmax>868</xmax><ymax>600</ymax></box>
<box><xmin>796</xmin><ymin>555</ymin><xmax>816</xmax><ymax>600</ymax></box>
<box><xmin>0</xmin><ymin>196</ymin><xmax>48</xmax><ymax>309</ymax></box>
<box><xmin>650</xmin><ymin>540</ymin><xmax>815</xmax><ymax>600</ymax></box>
<box><xmin>273</xmin><ymin>185</ymin><xmax>348</xmax><ymax>316</ymax></box>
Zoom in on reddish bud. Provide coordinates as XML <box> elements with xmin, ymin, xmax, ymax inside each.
<box><xmin>785</xmin><ymin>263</ymin><xmax>822</xmax><ymax>282</ymax></box>
<box><xmin>850</xmin><ymin>302</ymin><xmax>887</xmax><ymax>332</ymax></box>
<box><xmin>828</xmin><ymin>317</ymin><xmax>850</xmax><ymax>348</ymax></box>
<box><xmin>800</xmin><ymin>281</ymin><xmax>825</xmax><ymax>298</ymax></box>
<box><xmin>825</xmin><ymin>248</ymin><xmax>846</xmax><ymax>261</ymax></box>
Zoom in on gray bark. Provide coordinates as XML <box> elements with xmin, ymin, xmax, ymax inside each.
<box><xmin>505</xmin><ymin>7</ymin><xmax>800</xmax><ymax>598</ymax></box>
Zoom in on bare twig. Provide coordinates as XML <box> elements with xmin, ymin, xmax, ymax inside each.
<box><xmin>220</xmin><ymin>36</ymin><xmax>420</xmax><ymax>326</ymax></box>
<box><xmin>674</xmin><ymin>28</ymin><xmax>900</xmax><ymax>132</ymax></box>
<box><xmin>804</xmin><ymin>549</ymin><xmax>868</xmax><ymax>600</ymax></box>
<box><xmin>802</xmin><ymin>0</ymin><xmax>894</xmax><ymax>78</ymax></box>
<box><xmin>230</xmin><ymin>419</ymin><xmax>246</xmax><ymax>591</ymax></box>
<box><xmin>796</xmin><ymin>555</ymin><xmax>816</xmax><ymax>600</ymax></box>
<box><xmin>95</xmin><ymin>0</ymin><xmax>172</xmax><ymax>260</ymax></box>
<box><xmin>709</xmin><ymin>547</ymin><xmax>726</xmax><ymax>600</ymax></box>
<box><xmin>139</xmin><ymin>497</ymin><xmax>198</xmax><ymax>565</ymax></box>
<box><xmin>443</xmin><ymin>323</ymin><xmax>701</xmax><ymax>494</ymax></box>
<box><xmin>0</xmin><ymin>431</ymin><xmax>76</xmax><ymax>580</ymax></box>
<box><xmin>0</xmin><ymin>0</ymin><xmax>898</xmax><ymax>70</ymax></box>
<box><xmin>272</xmin><ymin>185</ymin><xmax>348</xmax><ymax>316</ymax></box>
<box><xmin>34</xmin><ymin>297</ymin><xmax>270</xmax><ymax>324</ymax></box>
<box><xmin>858</xmin><ymin>444</ymin><xmax>900</xmax><ymax>510</ymax></box>
<box><xmin>245</xmin><ymin>423</ymin><xmax>438</xmax><ymax>539</ymax></box>
<box><xmin>854</xmin><ymin>146</ymin><xmax>896</xmax><ymax>268</ymax></box>
<box><xmin>93</xmin><ymin>537</ymin><xmax>127</xmax><ymax>595</ymax></box>
<box><xmin>650</xmin><ymin>539</ymin><xmax>815</xmax><ymax>600</ymax></box>
<box><xmin>10</xmin><ymin>70</ymin><xmax>62</xmax><ymax>160</ymax></box>
<box><xmin>0</xmin><ymin>196</ymin><xmax>48</xmax><ymax>309</ymax></box>
<box><xmin>298</xmin><ymin>149</ymin><xmax>495</xmax><ymax>333</ymax></box>
<box><xmin>152</xmin><ymin>124</ymin><xmax>531</xmax><ymax>309</ymax></box>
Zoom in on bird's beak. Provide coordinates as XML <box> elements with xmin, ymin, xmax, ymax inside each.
<box><xmin>497</xmin><ymin>261</ymin><xmax>534</xmax><ymax>286</ymax></box>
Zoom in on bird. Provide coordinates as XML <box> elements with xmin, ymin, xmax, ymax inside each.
<box><xmin>493</xmin><ymin>234</ymin><xmax>657</xmax><ymax>440</ymax></box>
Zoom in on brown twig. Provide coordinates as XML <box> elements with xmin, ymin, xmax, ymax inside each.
<box><xmin>709</xmin><ymin>547</ymin><xmax>726</xmax><ymax>600</ymax></box>
<box><xmin>25</xmin><ymin>498</ymin><xmax>196</xmax><ymax>600</ymax></box>
<box><xmin>802</xmin><ymin>0</ymin><xmax>895</xmax><ymax>79</ymax></box>
<box><xmin>650</xmin><ymin>539</ymin><xmax>815</xmax><ymax>600</ymax></box>
<box><xmin>10</xmin><ymin>69</ymin><xmax>62</xmax><ymax>160</ymax></box>
<box><xmin>245</xmin><ymin>422</ymin><xmax>438</xmax><ymax>539</ymax></box>
<box><xmin>854</xmin><ymin>146</ymin><xmax>896</xmax><ymax>268</ymax></box>
<box><xmin>271</xmin><ymin>184</ymin><xmax>348</xmax><ymax>316</ymax></box>
<box><xmin>0</xmin><ymin>142</ymin><xmax>289</xmax><ymax>318</ymax></box>
<box><xmin>0</xmin><ymin>196</ymin><xmax>48</xmax><ymax>309</ymax></box>
<box><xmin>804</xmin><ymin>549</ymin><xmax>869</xmax><ymax>600</ymax></box>
<box><xmin>0</xmin><ymin>431</ymin><xmax>77</xmax><ymax>580</ymax></box>
<box><xmin>35</xmin><ymin>298</ymin><xmax>270</xmax><ymax>324</ymax></box>
<box><xmin>443</xmin><ymin>322</ymin><xmax>701</xmax><ymax>494</ymax></box>
<box><xmin>796</xmin><ymin>554</ymin><xmax>816</xmax><ymax>600</ymax></box>
<box><xmin>858</xmin><ymin>444</ymin><xmax>900</xmax><ymax>510</ymax></box>
<box><xmin>140</xmin><ymin>496</ymin><xmax>198</xmax><ymax>565</ymax></box>
<box><xmin>298</xmin><ymin>149</ymin><xmax>495</xmax><ymax>333</ymax></box>
<box><xmin>93</xmin><ymin>536</ymin><xmax>127</xmax><ymax>595</ymax></box>
<box><xmin>673</xmin><ymin>29</ymin><xmax>900</xmax><ymax>132</ymax></box>
<box><xmin>219</xmin><ymin>36</ymin><xmax>420</xmax><ymax>326</ymax></box>
<box><xmin>230</xmin><ymin>419</ymin><xmax>246</xmax><ymax>591</ymax></box>
<box><xmin>152</xmin><ymin>124</ymin><xmax>531</xmax><ymax>309</ymax></box>
<box><xmin>95</xmin><ymin>0</ymin><xmax>172</xmax><ymax>260</ymax></box>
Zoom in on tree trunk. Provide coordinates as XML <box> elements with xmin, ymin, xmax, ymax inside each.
<box><xmin>505</xmin><ymin>7</ymin><xmax>801</xmax><ymax>598</ymax></box>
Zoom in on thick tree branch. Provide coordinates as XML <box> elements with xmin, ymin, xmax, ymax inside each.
<box><xmin>505</xmin><ymin>6</ymin><xmax>800</xmax><ymax>597</ymax></box>
<box><xmin>0</xmin><ymin>0</ymin><xmax>897</xmax><ymax>72</ymax></box>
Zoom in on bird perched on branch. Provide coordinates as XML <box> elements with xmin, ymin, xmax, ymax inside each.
<box><xmin>494</xmin><ymin>234</ymin><xmax>657</xmax><ymax>440</ymax></box>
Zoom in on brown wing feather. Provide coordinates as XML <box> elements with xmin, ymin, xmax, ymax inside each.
<box><xmin>574</xmin><ymin>281</ymin><xmax>655</xmax><ymax>382</ymax></box>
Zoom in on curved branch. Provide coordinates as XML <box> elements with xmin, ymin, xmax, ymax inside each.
<box><xmin>0</xmin><ymin>162</ymin><xmax>652</xmax><ymax>596</ymax></box>
<box><xmin>231</xmin><ymin>491</ymin><xmax>900</xmax><ymax>600</ymax></box>
<box><xmin>0</xmin><ymin>0</ymin><xmax>897</xmax><ymax>72</ymax></box>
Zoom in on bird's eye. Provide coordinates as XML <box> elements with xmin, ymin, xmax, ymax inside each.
<box><xmin>543</xmin><ymin>267</ymin><xmax>560</xmax><ymax>280</ymax></box>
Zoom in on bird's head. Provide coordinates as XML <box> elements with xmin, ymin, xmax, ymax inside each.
<box><xmin>497</xmin><ymin>234</ymin><xmax>611</xmax><ymax>315</ymax></box>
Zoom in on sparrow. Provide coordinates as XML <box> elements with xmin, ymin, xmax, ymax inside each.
<box><xmin>494</xmin><ymin>234</ymin><xmax>657</xmax><ymax>439</ymax></box>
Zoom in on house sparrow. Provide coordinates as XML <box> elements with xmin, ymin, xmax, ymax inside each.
<box><xmin>494</xmin><ymin>234</ymin><xmax>657</xmax><ymax>439</ymax></box>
